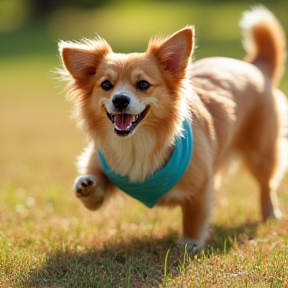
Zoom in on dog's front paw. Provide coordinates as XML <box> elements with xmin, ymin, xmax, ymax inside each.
<box><xmin>74</xmin><ymin>175</ymin><xmax>97</xmax><ymax>197</ymax></box>
<box><xmin>73</xmin><ymin>175</ymin><xmax>105</xmax><ymax>210</ymax></box>
<box><xmin>177</xmin><ymin>237</ymin><xmax>205</xmax><ymax>254</ymax></box>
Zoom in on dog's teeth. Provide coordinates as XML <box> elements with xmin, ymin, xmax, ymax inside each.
<box><xmin>132</xmin><ymin>114</ymin><xmax>139</xmax><ymax>122</ymax></box>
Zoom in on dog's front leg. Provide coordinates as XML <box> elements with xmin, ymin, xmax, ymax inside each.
<box><xmin>73</xmin><ymin>144</ymin><xmax>115</xmax><ymax>211</ymax></box>
<box><xmin>179</xmin><ymin>181</ymin><xmax>212</xmax><ymax>250</ymax></box>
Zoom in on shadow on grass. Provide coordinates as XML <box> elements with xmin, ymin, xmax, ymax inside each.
<box><xmin>208</xmin><ymin>221</ymin><xmax>259</xmax><ymax>252</ymax></box>
<box><xmin>26</xmin><ymin>221</ymin><xmax>258</xmax><ymax>288</ymax></box>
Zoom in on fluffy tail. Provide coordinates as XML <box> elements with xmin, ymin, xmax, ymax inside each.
<box><xmin>240</xmin><ymin>6</ymin><xmax>286</xmax><ymax>86</ymax></box>
<box><xmin>240</xmin><ymin>7</ymin><xmax>288</xmax><ymax>196</ymax></box>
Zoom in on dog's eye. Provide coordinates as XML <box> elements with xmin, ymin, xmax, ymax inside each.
<box><xmin>136</xmin><ymin>80</ymin><xmax>151</xmax><ymax>91</ymax></box>
<box><xmin>101</xmin><ymin>80</ymin><xmax>114</xmax><ymax>91</ymax></box>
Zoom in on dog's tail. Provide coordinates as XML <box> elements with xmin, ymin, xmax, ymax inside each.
<box><xmin>240</xmin><ymin>6</ymin><xmax>286</xmax><ymax>87</ymax></box>
<box><xmin>240</xmin><ymin>7</ymin><xmax>288</xmax><ymax>195</ymax></box>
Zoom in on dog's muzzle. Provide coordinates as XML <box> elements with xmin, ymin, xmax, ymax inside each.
<box><xmin>106</xmin><ymin>93</ymin><xmax>149</xmax><ymax>137</ymax></box>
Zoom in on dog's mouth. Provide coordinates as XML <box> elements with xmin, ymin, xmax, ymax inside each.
<box><xmin>106</xmin><ymin>106</ymin><xmax>150</xmax><ymax>137</ymax></box>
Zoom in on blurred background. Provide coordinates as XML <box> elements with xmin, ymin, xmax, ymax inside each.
<box><xmin>0</xmin><ymin>0</ymin><xmax>288</xmax><ymax>213</ymax></box>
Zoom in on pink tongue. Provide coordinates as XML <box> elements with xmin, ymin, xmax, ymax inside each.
<box><xmin>114</xmin><ymin>114</ymin><xmax>133</xmax><ymax>131</ymax></box>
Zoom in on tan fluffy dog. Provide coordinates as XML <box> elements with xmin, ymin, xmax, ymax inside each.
<box><xmin>59</xmin><ymin>6</ymin><xmax>287</xmax><ymax>249</ymax></box>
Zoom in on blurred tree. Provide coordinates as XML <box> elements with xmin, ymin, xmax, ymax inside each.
<box><xmin>27</xmin><ymin>0</ymin><xmax>111</xmax><ymax>20</ymax></box>
<box><xmin>28</xmin><ymin>0</ymin><xmax>64</xmax><ymax>20</ymax></box>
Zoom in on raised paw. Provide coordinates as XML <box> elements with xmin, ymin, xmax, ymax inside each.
<box><xmin>73</xmin><ymin>175</ymin><xmax>105</xmax><ymax>210</ymax></box>
<box><xmin>74</xmin><ymin>175</ymin><xmax>97</xmax><ymax>197</ymax></box>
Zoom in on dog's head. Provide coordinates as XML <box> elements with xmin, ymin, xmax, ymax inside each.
<box><xmin>59</xmin><ymin>27</ymin><xmax>194</xmax><ymax>143</ymax></box>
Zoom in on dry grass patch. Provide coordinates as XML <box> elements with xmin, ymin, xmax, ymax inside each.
<box><xmin>1</xmin><ymin>190</ymin><xmax>288</xmax><ymax>287</ymax></box>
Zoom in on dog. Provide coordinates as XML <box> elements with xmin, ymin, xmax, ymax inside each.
<box><xmin>59</xmin><ymin>6</ymin><xmax>287</xmax><ymax>249</ymax></box>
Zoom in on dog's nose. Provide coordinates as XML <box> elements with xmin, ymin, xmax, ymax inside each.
<box><xmin>112</xmin><ymin>93</ymin><xmax>130</xmax><ymax>110</ymax></box>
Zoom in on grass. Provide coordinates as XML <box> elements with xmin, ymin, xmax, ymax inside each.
<box><xmin>1</xmin><ymin>2</ymin><xmax>288</xmax><ymax>287</ymax></box>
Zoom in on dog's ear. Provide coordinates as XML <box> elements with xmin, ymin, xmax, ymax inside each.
<box><xmin>59</xmin><ymin>39</ymin><xmax>111</xmax><ymax>83</ymax></box>
<box><xmin>148</xmin><ymin>27</ymin><xmax>194</xmax><ymax>79</ymax></box>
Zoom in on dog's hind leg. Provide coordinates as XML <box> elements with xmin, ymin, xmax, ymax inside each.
<box><xmin>242</xmin><ymin>147</ymin><xmax>280</xmax><ymax>220</ymax></box>
<box><xmin>241</xmin><ymin>104</ymin><xmax>287</xmax><ymax>220</ymax></box>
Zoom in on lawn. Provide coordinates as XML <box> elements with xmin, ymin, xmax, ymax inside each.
<box><xmin>1</xmin><ymin>2</ymin><xmax>288</xmax><ymax>287</ymax></box>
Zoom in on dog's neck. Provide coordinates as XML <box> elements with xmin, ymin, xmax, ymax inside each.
<box><xmin>97</xmin><ymin>133</ymin><xmax>174</xmax><ymax>183</ymax></box>
<box><xmin>96</xmin><ymin>119</ymin><xmax>192</xmax><ymax>183</ymax></box>
<box><xmin>97</xmin><ymin>119</ymin><xmax>193</xmax><ymax>207</ymax></box>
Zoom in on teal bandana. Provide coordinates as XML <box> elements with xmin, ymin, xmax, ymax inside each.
<box><xmin>98</xmin><ymin>119</ymin><xmax>193</xmax><ymax>208</ymax></box>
